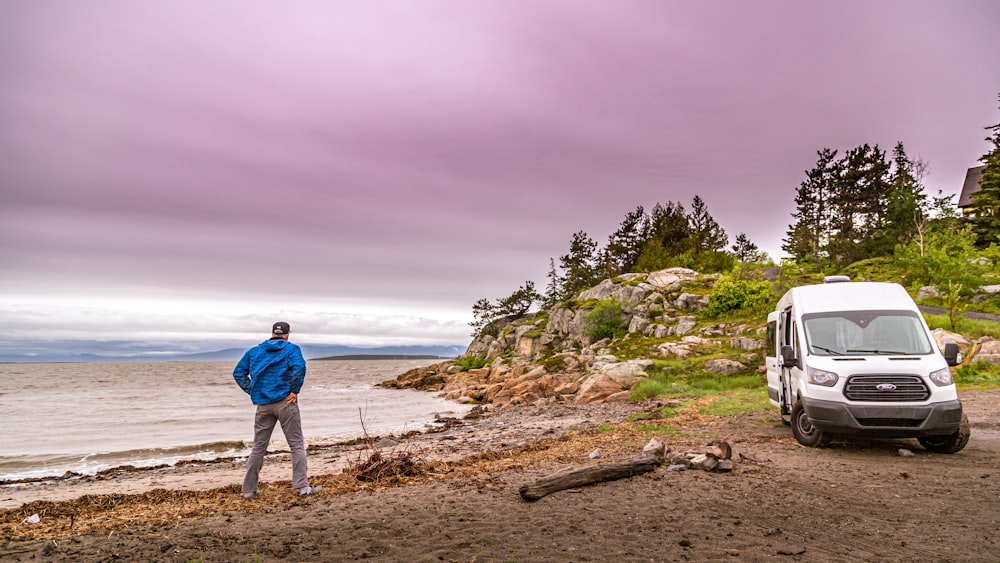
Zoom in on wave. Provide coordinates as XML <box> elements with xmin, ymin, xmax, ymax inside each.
<box><xmin>0</xmin><ymin>440</ymin><xmax>251</xmax><ymax>483</ymax></box>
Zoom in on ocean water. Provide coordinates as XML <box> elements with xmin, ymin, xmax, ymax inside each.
<box><xmin>0</xmin><ymin>359</ymin><xmax>469</xmax><ymax>482</ymax></box>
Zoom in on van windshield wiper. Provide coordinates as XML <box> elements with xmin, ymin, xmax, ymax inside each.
<box><xmin>846</xmin><ymin>348</ymin><xmax>912</xmax><ymax>355</ymax></box>
<box><xmin>811</xmin><ymin>345</ymin><xmax>843</xmax><ymax>355</ymax></box>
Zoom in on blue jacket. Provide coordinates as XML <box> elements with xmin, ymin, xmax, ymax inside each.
<box><xmin>233</xmin><ymin>338</ymin><xmax>307</xmax><ymax>405</ymax></box>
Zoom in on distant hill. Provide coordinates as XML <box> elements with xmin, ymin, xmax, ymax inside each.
<box><xmin>311</xmin><ymin>354</ymin><xmax>446</xmax><ymax>361</ymax></box>
<box><xmin>0</xmin><ymin>344</ymin><xmax>465</xmax><ymax>364</ymax></box>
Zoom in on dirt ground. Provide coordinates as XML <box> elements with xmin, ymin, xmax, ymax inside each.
<box><xmin>2</xmin><ymin>389</ymin><xmax>998</xmax><ymax>562</ymax></box>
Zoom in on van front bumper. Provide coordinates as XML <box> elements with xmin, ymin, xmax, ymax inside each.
<box><xmin>800</xmin><ymin>397</ymin><xmax>963</xmax><ymax>438</ymax></box>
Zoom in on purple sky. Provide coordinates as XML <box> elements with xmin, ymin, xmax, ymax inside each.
<box><xmin>2</xmin><ymin>1</ymin><xmax>999</xmax><ymax>355</ymax></box>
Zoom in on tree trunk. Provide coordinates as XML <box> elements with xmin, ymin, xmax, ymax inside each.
<box><xmin>518</xmin><ymin>438</ymin><xmax>665</xmax><ymax>501</ymax></box>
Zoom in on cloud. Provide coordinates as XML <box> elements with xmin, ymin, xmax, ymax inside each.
<box><xmin>1</xmin><ymin>1</ymin><xmax>998</xmax><ymax>355</ymax></box>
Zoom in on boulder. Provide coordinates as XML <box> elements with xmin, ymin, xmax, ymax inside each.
<box><xmin>975</xmin><ymin>339</ymin><xmax>1000</xmax><ymax>364</ymax></box>
<box><xmin>703</xmin><ymin>358</ymin><xmax>747</xmax><ymax>375</ymax></box>
<box><xmin>930</xmin><ymin>328</ymin><xmax>971</xmax><ymax>353</ymax></box>
<box><xmin>917</xmin><ymin>286</ymin><xmax>942</xmax><ymax>300</ymax></box>
<box><xmin>676</xmin><ymin>293</ymin><xmax>709</xmax><ymax>310</ymax></box>
<box><xmin>646</xmin><ymin>271</ymin><xmax>682</xmax><ymax>292</ymax></box>
<box><xmin>730</xmin><ymin>337</ymin><xmax>764</xmax><ymax>351</ymax></box>
<box><xmin>675</xmin><ymin>316</ymin><xmax>698</xmax><ymax>336</ymax></box>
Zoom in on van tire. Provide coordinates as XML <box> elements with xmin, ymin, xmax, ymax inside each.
<box><xmin>917</xmin><ymin>414</ymin><xmax>970</xmax><ymax>454</ymax></box>
<box><xmin>791</xmin><ymin>401</ymin><xmax>828</xmax><ymax>447</ymax></box>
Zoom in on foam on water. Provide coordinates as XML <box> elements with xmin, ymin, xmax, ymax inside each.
<box><xmin>0</xmin><ymin>359</ymin><xmax>467</xmax><ymax>481</ymax></box>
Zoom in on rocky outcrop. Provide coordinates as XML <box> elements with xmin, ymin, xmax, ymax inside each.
<box><xmin>381</xmin><ymin>268</ymin><xmax>763</xmax><ymax>406</ymax></box>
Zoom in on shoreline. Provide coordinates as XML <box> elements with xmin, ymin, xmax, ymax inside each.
<box><xmin>0</xmin><ymin>401</ymin><xmax>644</xmax><ymax>511</ymax></box>
<box><xmin>2</xmin><ymin>390</ymin><xmax>998</xmax><ymax>561</ymax></box>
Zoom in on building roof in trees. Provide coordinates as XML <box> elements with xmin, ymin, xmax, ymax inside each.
<box><xmin>958</xmin><ymin>165</ymin><xmax>986</xmax><ymax>208</ymax></box>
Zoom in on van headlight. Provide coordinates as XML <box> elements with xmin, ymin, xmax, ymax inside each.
<box><xmin>807</xmin><ymin>367</ymin><xmax>839</xmax><ymax>387</ymax></box>
<box><xmin>929</xmin><ymin>367</ymin><xmax>954</xmax><ymax>387</ymax></box>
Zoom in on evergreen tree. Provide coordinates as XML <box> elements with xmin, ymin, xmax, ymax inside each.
<box><xmin>634</xmin><ymin>201</ymin><xmax>689</xmax><ymax>271</ymax></box>
<box><xmin>826</xmin><ymin>144</ymin><xmax>892</xmax><ymax>264</ymax></box>
<box><xmin>687</xmin><ymin>195</ymin><xmax>728</xmax><ymax>255</ymax></box>
<box><xmin>783</xmin><ymin>148</ymin><xmax>838</xmax><ymax>263</ymax></box>
<box><xmin>600</xmin><ymin>205</ymin><xmax>650</xmax><ymax>277</ymax></box>
<box><xmin>558</xmin><ymin>231</ymin><xmax>599</xmax><ymax>298</ymax></box>
<box><xmin>883</xmin><ymin>142</ymin><xmax>928</xmax><ymax>250</ymax></box>
<box><xmin>732</xmin><ymin>233</ymin><xmax>762</xmax><ymax>263</ymax></box>
<box><xmin>542</xmin><ymin>257</ymin><xmax>562</xmax><ymax>307</ymax></box>
<box><xmin>972</xmin><ymin>95</ymin><xmax>1000</xmax><ymax>247</ymax></box>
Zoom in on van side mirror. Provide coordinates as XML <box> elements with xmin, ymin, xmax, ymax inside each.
<box><xmin>943</xmin><ymin>342</ymin><xmax>961</xmax><ymax>366</ymax></box>
<box><xmin>780</xmin><ymin>345</ymin><xmax>798</xmax><ymax>368</ymax></box>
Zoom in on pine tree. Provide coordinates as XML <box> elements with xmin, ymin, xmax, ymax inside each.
<box><xmin>732</xmin><ymin>233</ymin><xmax>762</xmax><ymax>263</ymax></box>
<box><xmin>558</xmin><ymin>231</ymin><xmax>599</xmax><ymax>298</ymax></box>
<box><xmin>883</xmin><ymin>142</ymin><xmax>928</xmax><ymax>250</ymax></box>
<box><xmin>687</xmin><ymin>195</ymin><xmax>728</xmax><ymax>255</ymax></box>
<box><xmin>783</xmin><ymin>148</ymin><xmax>838</xmax><ymax>263</ymax></box>
<box><xmin>972</xmin><ymin>95</ymin><xmax>1000</xmax><ymax>247</ymax></box>
<box><xmin>634</xmin><ymin>201</ymin><xmax>689</xmax><ymax>271</ymax></box>
<box><xmin>600</xmin><ymin>206</ymin><xmax>650</xmax><ymax>277</ymax></box>
<box><xmin>542</xmin><ymin>258</ymin><xmax>562</xmax><ymax>307</ymax></box>
<box><xmin>827</xmin><ymin>144</ymin><xmax>892</xmax><ymax>264</ymax></box>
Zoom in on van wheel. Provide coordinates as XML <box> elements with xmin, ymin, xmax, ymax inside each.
<box><xmin>917</xmin><ymin>415</ymin><xmax>970</xmax><ymax>454</ymax></box>
<box><xmin>791</xmin><ymin>401</ymin><xmax>828</xmax><ymax>447</ymax></box>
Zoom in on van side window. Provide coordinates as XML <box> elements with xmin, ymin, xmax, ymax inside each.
<box><xmin>782</xmin><ymin>309</ymin><xmax>793</xmax><ymax>346</ymax></box>
<box><xmin>766</xmin><ymin>320</ymin><xmax>776</xmax><ymax>355</ymax></box>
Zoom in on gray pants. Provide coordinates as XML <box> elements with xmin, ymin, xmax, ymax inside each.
<box><xmin>242</xmin><ymin>400</ymin><xmax>309</xmax><ymax>494</ymax></box>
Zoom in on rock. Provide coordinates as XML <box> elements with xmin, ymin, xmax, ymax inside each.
<box><xmin>675</xmin><ymin>293</ymin><xmax>709</xmax><ymax>310</ymax></box>
<box><xmin>917</xmin><ymin>285</ymin><xmax>942</xmax><ymax>300</ymax></box>
<box><xmin>666</xmin><ymin>464</ymin><xmax>688</xmax><ymax>472</ymax></box>
<box><xmin>930</xmin><ymin>328</ymin><xmax>971</xmax><ymax>354</ymax></box>
<box><xmin>703</xmin><ymin>359</ymin><xmax>747</xmax><ymax>375</ymax></box>
<box><xmin>975</xmin><ymin>339</ymin><xmax>1000</xmax><ymax>364</ymax></box>
<box><xmin>730</xmin><ymin>337</ymin><xmax>764</xmax><ymax>351</ymax></box>
<box><xmin>589</xmin><ymin>449</ymin><xmax>602</xmax><ymax>459</ymax></box>
<box><xmin>898</xmin><ymin>448</ymin><xmax>915</xmax><ymax>457</ymax></box>
<box><xmin>656</xmin><ymin>342</ymin><xmax>695</xmax><ymax>358</ymax></box>
<box><xmin>628</xmin><ymin>316</ymin><xmax>649</xmax><ymax>334</ymax></box>
<box><xmin>675</xmin><ymin>316</ymin><xmax>698</xmax><ymax>335</ymax></box>
<box><xmin>689</xmin><ymin>454</ymin><xmax>718</xmax><ymax>471</ymax></box>
<box><xmin>574</xmin><ymin>364</ymin><xmax>647</xmax><ymax>403</ymax></box>
<box><xmin>716</xmin><ymin>459</ymin><xmax>734</xmax><ymax>472</ymax></box>
<box><xmin>981</xmin><ymin>284</ymin><xmax>1000</xmax><ymax>295</ymax></box>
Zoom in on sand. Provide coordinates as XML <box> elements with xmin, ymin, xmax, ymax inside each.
<box><xmin>2</xmin><ymin>391</ymin><xmax>999</xmax><ymax>562</ymax></box>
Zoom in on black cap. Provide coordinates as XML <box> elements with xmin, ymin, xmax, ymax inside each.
<box><xmin>272</xmin><ymin>321</ymin><xmax>291</xmax><ymax>336</ymax></box>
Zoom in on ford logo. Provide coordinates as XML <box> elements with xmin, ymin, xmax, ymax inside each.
<box><xmin>876</xmin><ymin>383</ymin><xmax>897</xmax><ymax>391</ymax></box>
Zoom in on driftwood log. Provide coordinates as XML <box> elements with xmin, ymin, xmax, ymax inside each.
<box><xmin>519</xmin><ymin>438</ymin><xmax>666</xmax><ymax>501</ymax></box>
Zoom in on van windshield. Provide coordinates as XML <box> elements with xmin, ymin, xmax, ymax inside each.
<box><xmin>802</xmin><ymin>310</ymin><xmax>934</xmax><ymax>356</ymax></box>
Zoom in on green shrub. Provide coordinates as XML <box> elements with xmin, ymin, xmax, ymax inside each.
<box><xmin>453</xmin><ymin>356</ymin><xmax>488</xmax><ymax>371</ymax></box>
<box><xmin>542</xmin><ymin>354</ymin><xmax>567</xmax><ymax>373</ymax></box>
<box><xmin>955</xmin><ymin>361</ymin><xmax>1000</xmax><ymax>387</ymax></box>
<box><xmin>705</xmin><ymin>275</ymin><xmax>772</xmax><ymax>318</ymax></box>
<box><xmin>585</xmin><ymin>299</ymin><xmax>628</xmax><ymax>341</ymax></box>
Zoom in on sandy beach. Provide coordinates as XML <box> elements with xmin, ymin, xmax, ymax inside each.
<box><xmin>2</xmin><ymin>391</ymin><xmax>999</xmax><ymax>562</ymax></box>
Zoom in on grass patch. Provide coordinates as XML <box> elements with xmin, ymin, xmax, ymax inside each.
<box><xmin>630</xmin><ymin>364</ymin><xmax>766</xmax><ymax>402</ymax></box>
<box><xmin>697</xmin><ymin>390</ymin><xmax>772</xmax><ymax>417</ymax></box>
<box><xmin>633</xmin><ymin>422</ymin><xmax>682</xmax><ymax>436</ymax></box>
<box><xmin>955</xmin><ymin>361</ymin><xmax>1000</xmax><ymax>389</ymax></box>
<box><xmin>453</xmin><ymin>356</ymin><xmax>488</xmax><ymax>371</ymax></box>
<box><xmin>924</xmin><ymin>314</ymin><xmax>1000</xmax><ymax>340</ymax></box>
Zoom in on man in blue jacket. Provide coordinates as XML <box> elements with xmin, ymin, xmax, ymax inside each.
<box><xmin>233</xmin><ymin>321</ymin><xmax>321</xmax><ymax>499</ymax></box>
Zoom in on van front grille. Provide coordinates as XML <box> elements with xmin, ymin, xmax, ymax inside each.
<box><xmin>856</xmin><ymin>417</ymin><xmax>924</xmax><ymax>427</ymax></box>
<box><xmin>843</xmin><ymin>374</ymin><xmax>929</xmax><ymax>402</ymax></box>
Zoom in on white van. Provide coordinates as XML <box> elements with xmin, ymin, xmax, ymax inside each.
<box><xmin>765</xmin><ymin>278</ymin><xmax>969</xmax><ymax>453</ymax></box>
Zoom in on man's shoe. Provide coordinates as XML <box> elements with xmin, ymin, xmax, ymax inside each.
<box><xmin>243</xmin><ymin>490</ymin><xmax>259</xmax><ymax>500</ymax></box>
<box><xmin>299</xmin><ymin>485</ymin><xmax>322</xmax><ymax>497</ymax></box>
